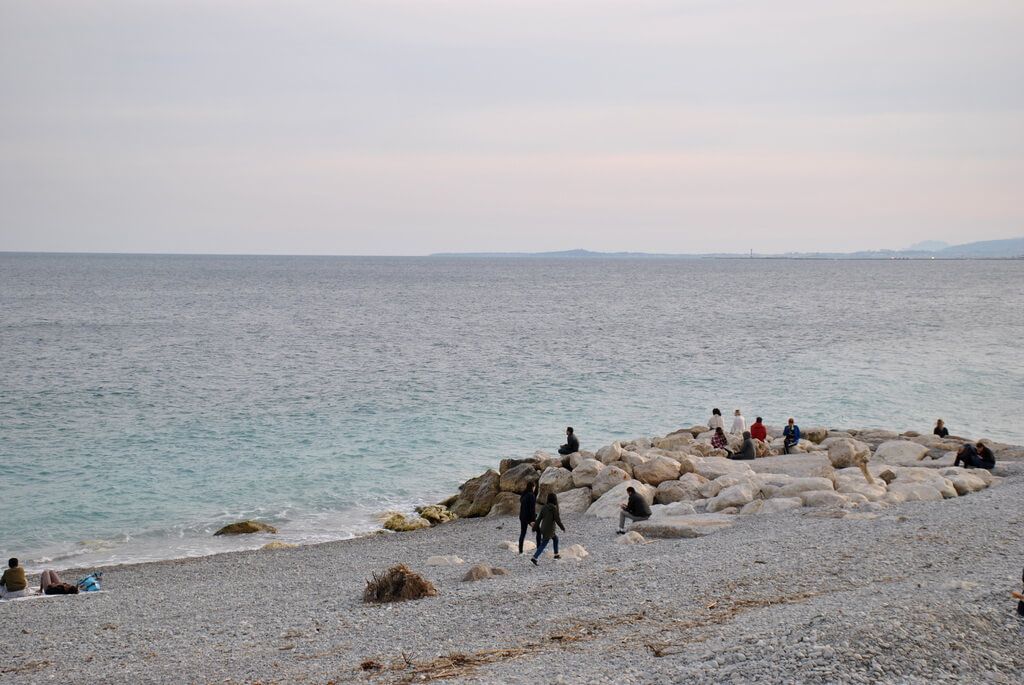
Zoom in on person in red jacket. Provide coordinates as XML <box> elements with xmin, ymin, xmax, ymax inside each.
<box><xmin>749</xmin><ymin>417</ymin><xmax>767</xmax><ymax>442</ymax></box>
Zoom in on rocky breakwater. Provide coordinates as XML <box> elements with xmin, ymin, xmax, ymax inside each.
<box><xmin>404</xmin><ymin>424</ymin><xmax>1021</xmax><ymax>542</ymax></box>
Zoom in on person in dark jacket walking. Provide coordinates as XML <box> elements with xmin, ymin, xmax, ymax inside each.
<box><xmin>518</xmin><ymin>482</ymin><xmax>541</xmax><ymax>554</ymax></box>
<box><xmin>616</xmin><ymin>486</ymin><xmax>651</xmax><ymax>534</ymax></box>
<box><xmin>531</xmin><ymin>493</ymin><xmax>565</xmax><ymax>565</ymax></box>
<box><xmin>558</xmin><ymin>427</ymin><xmax>579</xmax><ymax>455</ymax></box>
<box><xmin>729</xmin><ymin>431</ymin><xmax>756</xmax><ymax>460</ymax></box>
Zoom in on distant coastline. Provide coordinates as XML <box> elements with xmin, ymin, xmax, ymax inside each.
<box><xmin>430</xmin><ymin>237</ymin><xmax>1024</xmax><ymax>260</ymax></box>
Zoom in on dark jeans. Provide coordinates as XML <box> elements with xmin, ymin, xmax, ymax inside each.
<box><xmin>955</xmin><ymin>453</ymin><xmax>994</xmax><ymax>470</ymax></box>
<box><xmin>519</xmin><ymin>519</ymin><xmax>541</xmax><ymax>553</ymax></box>
<box><xmin>532</xmin><ymin>535</ymin><xmax>559</xmax><ymax>560</ymax></box>
<box><xmin>784</xmin><ymin>439</ymin><xmax>796</xmax><ymax>454</ymax></box>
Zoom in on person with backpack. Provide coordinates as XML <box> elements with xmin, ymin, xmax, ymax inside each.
<box><xmin>530</xmin><ymin>493</ymin><xmax>565</xmax><ymax>565</ymax></box>
<box><xmin>517</xmin><ymin>481</ymin><xmax>541</xmax><ymax>554</ymax></box>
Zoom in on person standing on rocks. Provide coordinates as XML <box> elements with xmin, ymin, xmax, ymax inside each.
<box><xmin>731</xmin><ymin>409</ymin><xmax>746</xmax><ymax>434</ymax></box>
<box><xmin>729</xmin><ymin>431</ymin><xmax>756</xmax><ymax>460</ymax></box>
<box><xmin>531</xmin><ymin>493</ymin><xmax>565</xmax><ymax>565</ymax></box>
<box><xmin>708</xmin><ymin>408</ymin><xmax>725</xmax><ymax>432</ymax></box>
<box><xmin>750</xmin><ymin>417</ymin><xmax>767</xmax><ymax>442</ymax></box>
<box><xmin>933</xmin><ymin>419</ymin><xmax>949</xmax><ymax>438</ymax></box>
<box><xmin>616</xmin><ymin>486</ymin><xmax>651</xmax><ymax>535</ymax></box>
<box><xmin>783</xmin><ymin>418</ymin><xmax>801</xmax><ymax>454</ymax></box>
<box><xmin>558</xmin><ymin>427</ymin><xmax>579</xmax><ymax>456</ymax></box>
<box><xmin>518</xmin><ymin>481</ymin><xmax>540</xmax><ymax>554</ymax></box>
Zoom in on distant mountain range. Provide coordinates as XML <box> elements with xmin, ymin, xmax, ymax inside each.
<box><xmin>431</xmin><ymin>237</ymin><xmax>1024</xmax><ymax>259</ymax></box>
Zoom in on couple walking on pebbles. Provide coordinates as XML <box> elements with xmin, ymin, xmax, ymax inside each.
<box><xmin>516</xmin><ymin>482</ymin><xmax>566</xmax><ymax>565</ymax></box>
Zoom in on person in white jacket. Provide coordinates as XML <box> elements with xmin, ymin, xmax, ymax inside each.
<box><xmin>708</xmin><ymin>408</ymin><xmax>725</xmax><ymax>431</ymax></box>
<box><xmin>731</xmin><ymin>409</ymin><xmax>746</xmax><ymax>434</ymax></box>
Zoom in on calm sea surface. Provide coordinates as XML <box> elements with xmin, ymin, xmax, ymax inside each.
<box><xmin>2</xmin><ymin>254</ymin><xmax>1022</xmax><ymax>570</ymax></box>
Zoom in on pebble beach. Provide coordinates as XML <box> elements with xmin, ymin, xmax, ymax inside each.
<box><xmin>3</xmin><ymin>427</ymin><xmax>1024</xmax><ymax>684</ymax></box>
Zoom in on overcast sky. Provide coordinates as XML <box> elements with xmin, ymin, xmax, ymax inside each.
<box><xmin>1</xmin><ymin>1</ymin><xmax>1022</xmax><ymax>255</ymax></box>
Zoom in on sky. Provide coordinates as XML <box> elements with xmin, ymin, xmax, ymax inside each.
<box><xmin>1</xmin><ymin>0</ymin><xmax>1022</xmax><ymax>255</ymax></box>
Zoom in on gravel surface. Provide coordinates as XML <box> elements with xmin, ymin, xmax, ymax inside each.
<box><xmin>3</xmin><ymin>464</ymin><xmax>1023</xmax><ymax>684</ymax></box>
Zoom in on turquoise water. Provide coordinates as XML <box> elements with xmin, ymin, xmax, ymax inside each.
<box><xmin>2</xmin><ymin>254</ymin><xmax>1022</xmax><ymax>570</ymax></box>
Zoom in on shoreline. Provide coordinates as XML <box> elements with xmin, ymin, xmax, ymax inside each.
<box><xmin>16</xmin><ymin>423</ymin><xmax>1024</xmax><ymax>577</ymax></box>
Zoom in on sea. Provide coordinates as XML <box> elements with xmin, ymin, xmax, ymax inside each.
<box><xmin>2</xmin><ymin>253</ymin><xmax>1022</xmax><ymax>571</ymax></box>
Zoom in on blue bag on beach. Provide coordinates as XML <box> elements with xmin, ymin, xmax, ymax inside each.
<box><xmin>76</xmin><ymin>572</ymin><xmax>102</xmax><ymax>592</ymax></box>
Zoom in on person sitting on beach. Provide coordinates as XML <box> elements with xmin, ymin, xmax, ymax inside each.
<box><xmin>976</xmin><ymin>442</ymin><xmax>996</xmax><ymax>470</ymax></box>
<box><xmin>730</xmin><ymin>409</ymin><xmax>746</xmax><ymax>434</ymax></box>
<box><xmin>558</xmin><ymin>426</ymin><xmax>579</xmax><ymax>456</ymax></box>
<box><xmin>750</xmin><ymin>417</ymin><xmax>767</xmax><ymax>442</ymax></box>
<box><xmin>729</xmin><ymin>431</ymin><xmax>756</xmax><ymax>460</ymax></box>
<box><xmin>708</xmin><ymin>408</ymin><xmax>725</xmax><ymax>432</ymax></box>
<box><xmin>518</xmin><ymin>481</ymin><xmax>541</xmax><ymax>554</ymax></box>
<box><xmin>783</xmin><ymin>418</ymin><xmax>801</xmax><ymax>454</ymax></box>
<box><xmin>933</xmin><ymin>419</ymin><xmax>949</xmax><ymax>438</ymax></box>
<box><xmin>711</xmin><ymin>426</ymin><xmax>733</xmax><ymax>456</ymax></box>
<box><xmin>1</xmin><ymin>558</ymin><xmax>28</xmax><ymax>600</ymax></box>
<box><xmin>616</xmin><ymin>486</ymin><xmax>651</xmax><ymax>534</ymax></box>
<box><xmin>530</xmin><ymin>493</ymin><xmax>565</xmax><ymax>565</ymax></box>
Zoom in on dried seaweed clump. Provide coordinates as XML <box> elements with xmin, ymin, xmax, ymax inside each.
<box><xmin>363</xmin><ymin>564</ymin><xmax>438</xmax><ymax>603</ymax></box>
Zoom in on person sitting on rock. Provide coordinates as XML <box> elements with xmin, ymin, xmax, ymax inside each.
<box><xmin>711</xmin><ymin>426</ymin><xmax>733</xmax><ymax>456</ymax></box>
<box><xmin>750</xmin><ymin>417</ymin><xmax>767</xmax><ymax>442</ymax></box>
<box><xmin>729</xmin><ymin>431</ymin><xmax>756</xmax><ymax>460</ymax></box>
<box><xmin>708</xmin><ymin>408</ymin><xmax>725</xmax><ymax>432</ymax></box>
<box><xmin>730</xmin><ymin>409</ymin><xmax>746</xmax><ymax>434</ymax></box>
<box><xmin>616</xmin><ymin>486</ymin><xmax>651</xmax><ymax>535</ymax></box>
<box><xmin>933</xmin><ymin>419</ymin><xmax>949</xmax><ymax>438</ymax></box>
<box><xmin>783</xmin><ymin>418</ymin><xmax>801</xmax><ymax>454</ymax></box>
<box><xmin>1</xmin><ymin>558</ymin><xmax>28</xmax><ymax>600</ymax></box>
<box><xmin>518</xmin><ymin>481</ymin><xmax>541</xmax><ymax>554</ymax></box>
<box><xmin>558</xmin><ymin>426</ymin><xmax>579</xmax><ymax>456</ymax></box>
<box><xmin>975</xmin><ymin>442</ymin><xmax>996</xmax><ymax>470</ymax></box>
<box><xmin>953</xmin><ymin>442</ymin><xmax>995</xmax><ymax>470</ymax></box>
<box><xmin>531</xmin><ymin>493</ymin><xmax>565</xmax><ymax>565</ymax></box>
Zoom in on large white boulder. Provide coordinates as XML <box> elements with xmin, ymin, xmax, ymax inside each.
<box><xmin>653</xmin><ymin>431</ymin><xmax>695</xmax><ymax>451</ymax></box>
<box><xmin>776</xmin><ymin>477</ymin><xmax>835</xmax><ymax>498</ymax></box>
<box><xmin>874</xmin><ymin>441</ymin><xmax>930</xmax><ymax>465</ymax></box>
<box><xmin>883</xmin><ymin>467</ymin><xmax>957</xmax><ymax>498</ymax></box>
<box><xmin>835</xmin><ymin>472</ymin><xmax>887</xmax><ymax>501</ymax></box>
<box><xmin>800</xmin><ymin>490</ymin><xmax>849</xmax><ymax>508</ymax></box>
<box><xmin>690</xmin><ymin>457</ymin><xmax>754</xmax><ymax>481</ymax></box>
<box><xmin>538</xmin><ymin>466</ymin><xmax>575</xmax><ymax>498</ymax></box>
<box><xmin>571</xmin><ymin>458</ymin><xmax>605</xmax><ymax>487</ymax></box>
<box><xmin>828</xmin><ymin>439</ymin><xmax>871</xmax><ymax>470</ymax></box>
<box><xmin>939</xmin><ymin>466</ymin><xmax>994</xmax><ymax>486</ymax></box>
<box><xmin>585</xmin><ymin>480</ymin><xmax>655</xmax><ymax>518</ymax></box>
<box><xmin>802</xmin><ymin>426</ymin><xmax>829</xmax><ymax>443</ymax></box>
<box><xmin>740</xmin><ymin>497</ymin><xmax>803</xmax><ymax>515</ymax></box>
<box><xmin>707</xmin><ymin>483</ymin><xmax>756</xmax><ymax>512</ymax></box>
<box><xmin>591</xmin><ymin>465</ymin><xmax>631</xmax><ymax>499</ymax></box>
<box><xmin>655</xmin><ymin>473</ymin><xmax>707</xmax><ymax>503</ymax></box>
<box><xmin>557</xmin><ymin>487</ymin><xmax>594</xmax><ymax>514</ymax></box>
<box><xmin>631</xmin><ymin>513</ymin><xmax>736</xmax><ymax>539</ymax></box>
<box><xmin>885</xmin><ymin>482</ymin><xmax>943</xmax><ymax>503</ymax></box>
<box><xmin>633</xmin><ymin>455</ymin><xmax>682</xmax><ymax>486</ymax></box>
<box><xmin>747</xmin><ymin>454</ymin><xmax>835</xmax><ymax>480</ymax></box>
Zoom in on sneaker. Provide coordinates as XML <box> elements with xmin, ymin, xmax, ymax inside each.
<box><xmin>530</xmin><ymin>558</ymin><xmax>538</xmax><ymax>566</ymax></box>
<box><xmin>616</xmin><ymin>530</ymin><xmax>626</xmax><ymax>535</ymax></box>
<box><xmin>553</xmin><ymin>554</ymin><xmax>561</xmax><ymax>559</ymax></box>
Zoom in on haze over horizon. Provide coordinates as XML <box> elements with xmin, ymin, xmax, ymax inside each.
<box><xmin>2</xmin><ymin>1</ymin><xmax>1023</xmax><ymax>256</ymax></box>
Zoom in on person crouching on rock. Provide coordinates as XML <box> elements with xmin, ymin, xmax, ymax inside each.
<box><xmin>558</xmin><ymin>426</ymin><xmax>579</xmax><ymax>456</ymax></box>
<box><xmin>617</xmin><ymin>486</ymin><xmax>651</xmax><ymax>535</ymax></box>
<box><xmin>531</xmin><ymin>493</ymin><xmax>565</xmax><ymax>565</ymax></box>
<box><xmin>711</xmin><ymin>426</ymin><xmax>733</xmax><ymax>456</ymax></box>
<box><xmin>729</xmin><ymin>431</ymin><xmax>756</xmax><ymax>460</ymax></box>
<box><xmin>518</xmin><ymin>481</ymin><xmax>541</xmax><ymax>554</ymax></box>
<box><xmin>954</xmin><ymin>442</ymin><xmax>995</xmax><ymax>470</ymax></box>
<box><xmin>783</xmin><ymin>418</ymin><xmax>801</xmax><ymax>454</ymax></box>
